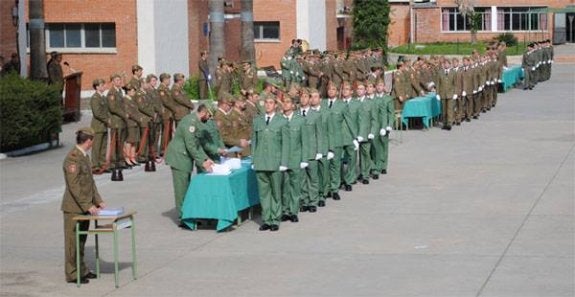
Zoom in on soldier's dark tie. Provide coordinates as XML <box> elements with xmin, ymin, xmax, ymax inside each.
<box><xmin>329</xmin><ymin>100</ymin><xmax>333</xmax><ymax>108</ymax></box>
<box><xmin>302</xmin><ymin>110</ymin><xmax>306</xmax><ymax>117</ymax></box>
<box><xmin>266</xmin><ymin>116</ymin><xmax>270</xmax><ymax>125</ymax></box>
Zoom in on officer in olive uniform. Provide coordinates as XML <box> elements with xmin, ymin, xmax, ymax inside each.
<box><xmin>128</xmin><ymin>64</ymin><xmax>143</xmax><ymax>90</ymax></box>
<box><xmin>437</xmin><ymin>59</ymin><xmax>457</xmax><ymax>130</ymax></box>
<box><xmin>251</xmin><ymin>97</ymin><xmax>289</xmax><ymax>231</ymax></box>
<box><xmin>107</xmin><ymin>74</ymin><xmax>128</xmax><ymax>177</ymax></box>
<box><xmin>165</xmin><ymin>104</ymin><xmax>216</xmax><ymax>228</ymax></box>
<box><xmin>89</xmin><ymin>79</ymin><xmax>110</xmax><ymax>173</ymax></box>
<box><xmin>61</xmin><ymin>127</ymin><xmax>105</xmax><ymax>284</ymax></box>
<box><xmin>170</xmin><ymin>73</ymin><xmax>195</xmax><ymax>126</ymax></box>
<box><xmin>199</xmin><ymin>51</ymin><xmax>210</xmax><ymax>100</ymax></box>
<box><xmin>229</xmin><ymin>97</ymin><xmax>252</xmax><ymax>157</ymax></box>
<box><xmin>124</xmin><ymin>83</ymin><xmax>150</xmax><ymax>166</ymax></box>
<box><xmin>239</xmin><ymin>61</ymin><xmax>259</xmax><ymax>94</ymax></box>
<box><xmin>47</xmin><ymin>52</ymin><xmax>64</xmax><ymax>94</ymax></box>
<box><xmin>158</xmin><ymin>73</ymin><xmax>174</xmax><ymax>156</ymax></box>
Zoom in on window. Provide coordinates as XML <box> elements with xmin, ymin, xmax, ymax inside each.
<box><xmin>46</xmin><ymin>23</ymin><xmax>116</xmax><ymax>50</ymax></box>
<box><xmin>254</xmin><ymin>21</ymin><xmax>280</xmax><ymax>40</ymax></box>
<box><xmin>499</xmin><ymin>7</ymin><xmax>547</xmax><ymax>31</ymax></box>
<box><xmin>441</xmin><ymin>7</ymin><xmax>490</xmax><ymax>32</ymax></box>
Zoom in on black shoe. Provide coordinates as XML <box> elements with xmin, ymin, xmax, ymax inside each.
<box><xmin>68</xmin><ymin>278</ymin><xmax>89</xmax><ymax>284</ymax></box>
<box><xmin>455</xmin><ymin>122</ymin><xmax>461</xmax><ymax>126</ymax></box>
<box><xmin>381</xmin><ymin>169</ymin><xmax>387</xmax><ymax>175</ymax></box>
<box><xmin>332</xmin><ymin>192</ymin><xmax>341</xmax><ymax>200</ymax></box>
<box><xmin>308</xmin><ymin>206</ymin><xmax>317</xmax><ymax>213</ymax></box>
<box><xmin>281</xmin><ymin>214</ymin><xmax>290</xmax><ymax>222</ymax></box>
<box><xmin>356</xmin><ymin>175</ymin><xmax>363</xmax><ymax>182</ymax></box>
<box><xmin>371</xmin><ymin>174</ymin><xmax>379</xmax><ymax>180</ymax></box>
<box><xmin>84</xmin><ymin>272</ymin><xmax>97</xmax><ymax>279</ymax></box>
<box><xmin>443</xmin><ymin>126</ymin><xmax>452</xmax><ymax>131</ymax></box>
<box><xmin>318</xmin><ymin>201</ymin><xmax>326</xmax><ymax>207</ymax></box>
<box><xmin>361</xmin><ymin>179</ymin><xmax>369</xmax><ymax>185</ymax></box>
<box><xmin>465</xmin><ymin>118</ymin><xmax>471</xmax><ymax>122</ymax></box>
<box><xmin>290</xmin><ymin>215</ymin><xmax>299</xmax><ymax>223</ymax></box>
<box><xmin>300</xmin><ymin>205</ymin><xmax>309</xmax><ymax>212</ymax></box>
<box><xmin>344</xmin><ymin>184</ymin><xmax>352</xmax><ymax>191</ymax></box>
<box><xmin>270</xmin><ymin>224</ymin><xmax>279</xmax><ymax>231</ymax></box>
<box><xmin>472</xmin><ymin>115</ymin><xmax>478</xmax><ymax>119</ymax></box>
<box><xmin>259</xmin><ymin>224</ymin><xmax>271</xmax><ymax>231</ymax></box>
<box><xmin>325</xmin><ymin>192</ymin><xmax>332</xmax><ymax>198</ymax></box>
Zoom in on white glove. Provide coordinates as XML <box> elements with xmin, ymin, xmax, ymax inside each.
<box><xmin>548</xmin><ymin>59</ymin><xmax>551</xmax><ymax>63</ymax></box>
<box><xmin>473</xmin><ymin>90</ymin><xmax>477</xmax><ymax>94</ymax></box>
<box><xmin>462</xmin><ymin>91</ymin><xmax>467</xmax><ymax>97</ymax></box>
<box><xmin>315</xmin><ymin>153</ymin><xmax>323</xmax><ymax>160</ymax></box>
<box><xmin>251</xmin><ymin>164</ymin><xmax>255</xmax><ymax>170</ymax></box>
<box><xmin>386</xmin><ymin>126</ymin><xmax>392</xmax><ymax>132</ymax></box>
<box><xmin>302</xmin><ymin>76</ymin><xmax>306</xmax><ymax>80</ymax></box>
<box><xmin>503</xmin><ymin>66</ymin><xmax>509</xmax><ymax>70</ymax></box>
<box><xmin>357</xmin><ymin>136</ymin><xmax>364</xmax><ymax>142</ymax></box>
<box><xmin>207</xmin><ymin>74</ymin><xmax>212</xmax><ymax>80</ymax></box>
<box><xmin>300</xmin><ymin>162</ymin><xmax>309</xmax><ymax>169</ymax></box>
<box><xmin>327</xmin><ymin>151</ymin><xmax>335</xmax><ymax>160</ymax></box>
<box><xmin>352</xmin><ymin>140</ymin><xmax>359</xmax><ymax>151</ymax></box>
<box><xmin>290</xmin><ymin>70</ymin><xmax>294</xmax><ymax>74</ymax></box>
<box><xmin>452</xmin><ymin>94</ymin><xmax>458</xmax><ymax>100</ymax></box>
<box><xmin>368</xmin><ymin>133</ymin><xmax>375</xmax><ymax>140</ymax></box>
<box><xmin>498</xmin><ymin>79</ymin><xmax>502</xmax><ymax>83</ymax></box>
<box><xmin>379</xmin><ymin>128</ymin><xmax>386</xmax><ymax>136</ymax></box>
<box><xmin>279</xmin><ymin>166</ymin><xmax>288</xmax><ymax>172</ymax></box>
<box><xmin>531</xmin><ymin>67</ymin><xmax>535</xmax><ymax>71</ymax></box>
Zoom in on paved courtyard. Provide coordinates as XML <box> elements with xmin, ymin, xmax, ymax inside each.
<box><xmin>1</xmin><ymin>57</ymin><xmax>574</xmax><ymax>296</ymax></box>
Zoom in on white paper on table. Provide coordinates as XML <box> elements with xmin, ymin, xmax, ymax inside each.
<box><xmin>223</xmin><ymin>158</ymin><xmax>242</xmax><ymax>170</ymax></box>
<box><xmin>209</xmin><ymin>164</ymin><xmax>232</xmax><ymax>175</ymax></box>
<box><xmin>98</xmin><ymin>207</ymin><xmax>125</xmax><ymax>216</ymax></box>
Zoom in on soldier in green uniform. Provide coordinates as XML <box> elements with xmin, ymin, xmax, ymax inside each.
<box><xmin>461</xmin><ymin>57</ymin><xmax>474</xmax><ymax>122</ymax></box>
<box><xmin>298</xmin><ymin>89</ymin><xmax>320</xmax><ymax>212</ymax></box>
<box><xmin>281</xmin><ymin>96</ymin><xmax>305</xmax><ymax>223</ymax></box>
<box><xmin>239</xmin><ymin>61</ymin><xmax>259</xmax><ymax>95</ymax></box>
<box><xmin>123</xmin><ymin>83</ymin><xmax>150</xmax><ymax>166</ymax></box>
<box><xmin>165</xmin><ymin>104</ymin><xmax>216</xmax><ymax>228</ymax></box>
<box><xmin>309</xmin><ymin>88</ymin><xmax>330</xmax><ymax>206</ymax></box>
<box><xmin>170</xmin><ymin>73</ymin><xmax>195</xmax><ymax>126</ymax></box>
<box><xmin>522</xmin><ymin>44</ymin><xmax>536</xmax><ymax>90</ymax></box>
<box><xmin>198</xmin><ymin>51</ymin><xmax>210</xmax><ymax>100</ymax></box>
<box><xmin>61</xmin><ymin>127</ymin><xmax>105</xmax><ymax>284</ymax></box>
<box><xmin>107</xmin><ymin>74</ymin><xmax>129</xmax><ymax>176</ymax></box>
<box><xmin>340</xmin><ymin>81</ymin><xmax>360</xmax><ymax>190</ymax></box>
<box><xmin>89</xmin><ymin>79</ymin><xmax>110</xmax><ymax>173</ymax></box>
<box><xmin>251</xmin><ymin>97</ymin><xmax>289</xmax><ymax>231</ymax></box>
<box><xmin>437</xmin><ymin>59</ymin><xmax>456</xmax><ymax>130</ymax></box>
<box><xmin>213</xmin><ymin>96</ymin><xmax>235</xmax><ymax>149</ymax></box>
<box><xmin>452</xmin><ymin>58</ymin><xmax>464</xmax><ymax>124</ymax></box>
<box><xmin>128</xmin><ymin>64</ymin><xmax>143</xmax><ymax>90</ymax></box>
<box><xmin>144</xmin><ymin>74</ymin><xmax>163</xmax><ymax>164</ymax></box>
<box><xmin>354</xmin><ymin>81</ymin><xmax>373</xmax><ymax>184</ymax></box>
<box><xmin>135</xmin><ymin>78</ymin><xmax>157</xmax><ymax>164</ymax></box>
<box><xmin>373</xmin><ymin>79</ymin><xmax>394</xmax><ymax>175</ymax></box>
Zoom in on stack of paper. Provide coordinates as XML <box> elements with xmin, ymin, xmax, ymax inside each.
<box><xmin>223</xmin><ymin>158</ymin><xmax>242</xmax><ymax>170</ymax></box>
<box><xmin>210</xmin><ymin>164</ymin><xmax>232</xmax><ymax>175</ymax></box>
<box><xmin>98</xmin><ymin>207</ymin><xmax>124</xmax><ymax>216</ymax></box>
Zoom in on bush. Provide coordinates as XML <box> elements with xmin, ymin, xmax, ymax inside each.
<box><xmin>495</xmin><ymin>32</ymin><xmax>518</xmax><ymax>47</ymax></box>
<box><xmin>0</xmin><ymin>74</ymin><xmax>62</xmax><ymax>152</ymax></box>
<box><xmin>183</xmin><ymin>75</ymin><xmax>201</xmax><ymax>100</ymax></box>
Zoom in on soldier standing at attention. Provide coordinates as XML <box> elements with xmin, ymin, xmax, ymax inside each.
<box><xmin>309</xmin><ymin>88</ymin><xmax>330</xmax><ymax>207</ymax></box>
<box><xmin>61</xmin><ymin>127</ymin><xmax>106</xmax><ymax>284</ymax></box>
<box><xmin>171</xmin><ymin>73</ymin><xmax>195</xmax><ymax>126</ymax></box>
<box><xmin>229</xmin><ymin>97</ymin><xmax>252</xmax><ymax>157</ymax></box>
<box><xmin>89</xmin><ymin>79</ymin><xmax>110</xmax><ymax>173</ymax></box>
<box><xmin>281</xmin><ymin>96</ymin><xmax>305</xmax><ymax>223</ymax></box>
<box><xmin>340</xmin><ymin>81</ymin><xmax>360</xmax><ymax>191</ymax></box>
<box><xmin>374</xmin><ymin>78</ymin><xmax>394</xmax><ymax>175</ymax></box>
<box><xmin>297</xmin><ymin>89</ymin><xmax>319</xmax><ymax>213</ymax></box>
<box><xmin>354</xmin><ymin>81</ymin><xmax>373</xmax><ymax>185</ymax></box>
<box><xmin>107</xmin><ymin>74</ymin><xmax>129</xmax><ymax>176</ymax></box>
<box><xmin>158</xmin><ymin>73</ymin><xmax>174</xmax><ymax>156</ymax></box>
<box><xmin>239</xmin><ymin>61</ymin><xmax>259</xmax><ymax>95</ymax></box>
<box><xmin>252</xmin><ymin>97</ymin><xmax>289</xmax><ymax>231</ymax></box>
<box><xmin>47</xmin><ymin>51</ymin><xmax>64</xmax><ymax>94</ymax></box>
<box><xmin>199</xmin><ymin>51</ymin><xmax>211</xmax><ymax>99</ymax></box>
<box><xmin>165</xmin><ymin>104</ymin><xmax>216</xmax><ymax>229</ymax></box>
<box><xmin>213</xmin><ymin>97</ymin><xmax>235</xmax><ymax>149</ymax></box>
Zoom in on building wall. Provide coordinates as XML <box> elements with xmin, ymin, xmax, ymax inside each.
<box><xmin>325</xmin><ymin>0</ymin><xmax>338</xmax><ymax>51</ymax></box>
<box><xmin>388</xmin><ymin>3</ymin><xmax>410</xmax><ymax>47</ymax></box>
<box><xmin>188</xmin><ymin>0</ymin><xmax>209</xmax><ymax>78</ymax></box>
<box><xmin>253</xmin><ymin>0</ymin><xmax>296</xmax><ymax>68</ymax></box>
<box><xmin>39</xmin><ymin>0</ymin><xmax>138</xmax><ymax>89</ymax></box>
<box><xmin>0</xmin><ymin>0</ymin><xmax>18</xmax><ymax>61</ymax></box>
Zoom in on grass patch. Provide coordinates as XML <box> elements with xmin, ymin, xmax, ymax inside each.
<box><xmin>390</xmin><ymin>42</ymin><xmax>527</xmax><ymax>56</ymax></box>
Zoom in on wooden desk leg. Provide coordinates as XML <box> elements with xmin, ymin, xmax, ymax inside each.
<box><xmin>131</xmin><ymin>217</ymin><xmax>137</xmax><ymax>280</ymax></box>
<box><xmin>113</xmin><ymin>226</ymin><xmax>119</xmax><ymax>288</ymax></box>
<box><xmin>75</xmin><ymin>222</ymin><xmax>81</xmax><ymax>287</ymax></box>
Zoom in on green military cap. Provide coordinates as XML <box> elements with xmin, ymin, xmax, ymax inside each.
<box><xmin>159</xmin><ymin>73</ymin><xmax>171</xmax><ymax>81</ymax></box>
<box><xmin>132</xmin><ymin>64</ymin><xmax>143</xmax><ymax>72</ymax></box>
<box><xmin>92</xmin><ymin>78</ymin><xmax>105</xmax><ymax>87</ymax></box>
<box><xmin>110</xmin><ymin>73</ymin><xmax>122</xmax><ymax>81</ymax></box>
<box><xmin>76</xmin><ymin>127</ymin><xmax>95</xmax><ymax>137</ymax></box>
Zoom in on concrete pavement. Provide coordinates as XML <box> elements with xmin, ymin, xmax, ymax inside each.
<box><xmin>1</xmin><ymin>62</ymin><xmax>573</xmax><ymax>296</ymax></box>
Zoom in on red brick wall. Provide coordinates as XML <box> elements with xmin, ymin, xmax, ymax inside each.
<box><xmin>325</xmin><ymin>0</ymin><xmax>338</xmax><ymax>51</ymax></box>
<box><xmin>0</xmin><ymin>0</ymin><xmax>18</xmax><ymax>61</ymax></box>
<box><xmin>26</xmin><ymin>0</ymin><xmax>138</xmax><ymax>90</ymax></box>
<box><xmin>253</xmin><ymin>0</ymin><xmax>296</xmax><ymax>69</ymax></box>
<box><xmin>189</xmin><ymin>0</ymin><xmax>209</xmax><ymax>77</ymax></box>
<box><xmin>389</xmin><ymin>3</ymin><xmax>410</xmax><ymax>47</ymax></box>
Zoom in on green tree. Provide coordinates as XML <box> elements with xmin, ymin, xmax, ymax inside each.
<box><xmin>351</xmin><ymin>0</ymin><xmax>391</xmax><ymax>51</ymax></box>
<box><xmin>455</xmin><ymin>0</ymin><xmax>480</xmax><ymax>44</ymax></box>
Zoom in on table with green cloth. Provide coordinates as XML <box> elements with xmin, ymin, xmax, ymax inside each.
<box><xmin>181</xmin><ymin>161</ymin><xmax>260</xmax><ymax>231</ymax></box>
<box><xmin>501</xmin><ymin>65</ymin><xmax>524</xmax><ymax>92</ymax></box>
<box><xmin>401</xmin><ymin>92</ymin><xmax>442</xmax><ymax>128</ymax></box>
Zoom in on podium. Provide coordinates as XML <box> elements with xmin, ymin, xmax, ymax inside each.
<box><xmin>63</xmin><ymin>71</ymin><xmax>83</xmax><ymax>122</ymax></box>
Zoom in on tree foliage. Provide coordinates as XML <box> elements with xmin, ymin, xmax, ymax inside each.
<box><xmin>351</xmin><ymin>0</ymin><xmax>391</xmax><ymax>50</ymax></box>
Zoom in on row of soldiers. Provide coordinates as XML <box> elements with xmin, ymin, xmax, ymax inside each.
<box><xmin>522</xmin><ymin>40</ymin><xmax>554</xmax><ymax>90</ymax></box>
<box><xmin>165</xmin><ymin>76</ymin><xmax>395</xmax><ymax>231</ymax></box>
<box><xmin>90</xmin><ymin>65</ymin><xmax>195</xmax><ymax>181</ymax></box>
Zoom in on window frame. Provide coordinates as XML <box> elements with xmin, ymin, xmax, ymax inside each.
<box><xmin>42</xmin><ymin>23</ymin><xmax>117</xmax><ymax>54</ymax></box>
<box><xmin>253</xmin><ymin>21</ymin><xmax>280</xmax><ymax>42</ymax></box>
<box><xmin>440</xmin><ymin>7</ymin><xmax>491</xmax><ymax>33</ymax></box>
<box><xmin>501</xmin><ymin>7</ymin><xmax>548</xmax><ymax>32</ymax></box>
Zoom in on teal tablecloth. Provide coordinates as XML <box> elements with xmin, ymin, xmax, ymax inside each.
<box><xmin>181</xmin><ymin>162</ymin><xmax>260</xmax><ymax>231</ymax></box>
<box><xmin>501</xmin><ymin>65</ymin><xmax>524</xmax><ymax>92</ymax></box>
<box><xmin>401</xmin><ymin>93</ymin><xmax>442</xmax><ymax>128</ymax></box>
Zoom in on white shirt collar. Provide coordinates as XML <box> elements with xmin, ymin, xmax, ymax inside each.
<box><xmin>76</xmin><ymin>145</ymin><xmax>88</xmax><ymax>157</ymax></box>
<box><xmin>218</xmin><ymin>108</ymin><xmax>229</xmax><ymax>115</ymax></box>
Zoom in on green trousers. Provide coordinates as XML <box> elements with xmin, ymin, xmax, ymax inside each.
<box><xmin>442</xmin><ymin>98</ymin><xmax>455</xmax><ymax>127</ymax></box>
<box><xmin>256</xmin><ymin>171</ymin><xmax>283</xmax><ymax>225</ymax></box>
<box><xmin>359</xmin><ymin>141</ymin><xmax>372</xmax><ymax>179</ymax></box>
<box><xmin>328</xmin><ymin>147</ymin><xmax>343</xmax><ymax>193</ymax></box>
<box><xmin>370</xmin><ymin>136</ymin><xmax>384</xmax><ymax>174</ymax></box>
<box><xmin>91</xmin><ymin>131</ymin><xmax>107</xmax><ymax>169</ymax></box>
<box><xmin>282</xmin><ymin>168</ymin><xmax>302</xmax><ymax>216</ymax></box>
<box><xmin>317</xmin><ymin>157</ymin><xmax>329</xmax><ymax>200</ymax></box>
<box><xmin>342</xmin><ymin>144</ymin><xmax>357</xmax><ymax>185</ymax></box>
<box><xmin>301</xmin><ymin>160</ymin><xmax>320</xmax><ymax>207</ymax></box>
<box><xmin>170</xmin><ymin>167</ymin><xmax>191</xmax><ymax>220</ymax></box>
<box><xmin>63</xmin><ymin>212</ymin><xmax>89</xmax><ymax>282</ymax></box>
